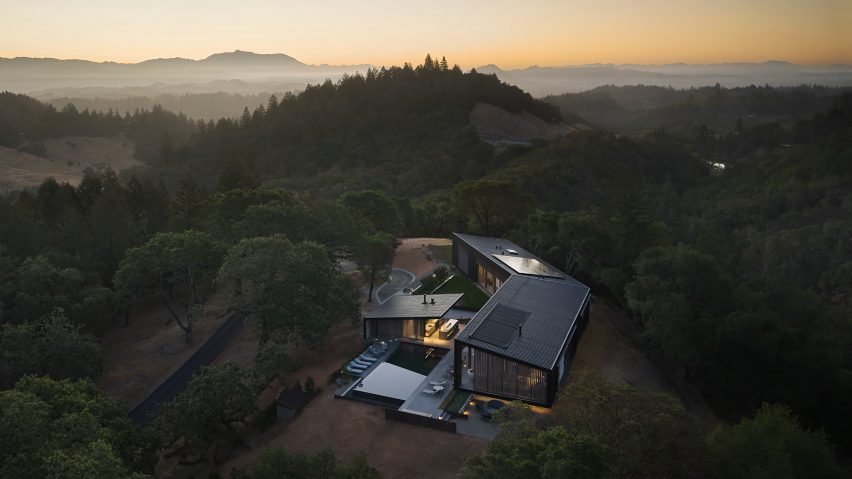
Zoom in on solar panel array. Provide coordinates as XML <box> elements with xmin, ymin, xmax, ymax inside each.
<box><xmin>492</xmin><ymin>254</ymin><xmax>565</xmax><ymax>279</ymax></box>
<box><xmin>469</xmin><ymin>303</ymin><xmax>529</xmax><ymax>348</ymax></box>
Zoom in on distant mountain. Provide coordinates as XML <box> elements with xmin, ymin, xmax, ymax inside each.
<box><xmin>200</xmin><ymin>50</ymin><xmax>303</xmax><ymax>66</ymax></box>
<box><xmin>476</xmin><ymin>62</ymin><xmax>852</xmax><ymax>96</ymax></box>
<box><xmin>0</xmin><ymin>51</ymin><xmax>369</xmax><ymax>94</ymax></box>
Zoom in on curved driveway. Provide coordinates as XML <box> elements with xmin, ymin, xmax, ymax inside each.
<box><xmin>374</xmin><ymin>267</ymin><xmax>416</xmax><ymax>304</ymax></box>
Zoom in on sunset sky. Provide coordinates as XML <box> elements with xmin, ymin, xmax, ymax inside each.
<box><xmin>1</xmin><ymin>0</ymin><xmax>849</xmax><ymax>67</ymax></box>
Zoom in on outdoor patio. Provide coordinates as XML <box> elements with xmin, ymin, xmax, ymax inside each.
<box><xmin>398</xmin><ymin>351</ymin><xmax>455</xmax><ymax>418</ymax></box>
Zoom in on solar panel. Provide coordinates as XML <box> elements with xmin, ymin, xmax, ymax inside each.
<box><xmin>492</xmin><ymin>254</ymin><xmax>565</xmax><ymax>279</ymax></box>
<box><xmin>469</xmin><ymin>303</ymin><xmax>529</xmax><ymax>348</ymax></box>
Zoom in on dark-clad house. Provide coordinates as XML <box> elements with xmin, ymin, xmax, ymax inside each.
<box><xmin>363</xmin><ymin>293</ymin><xmax>463</xmax><ymax>341</ymax></box>
<box><xmin>451</xmin><ymin>233</ymin><xmax>591</xmax><ymax>407</ymax></box>
<box><xmin>452</xmin><ymin>232</ymin><xmax>587</xmax><ymax>293</ymax></box>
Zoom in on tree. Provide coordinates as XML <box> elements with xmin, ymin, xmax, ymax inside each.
<box><xmin>452</xmin><ymin>179</ymin><xmax>532</xmax><ymax>236</ymax></box>
<box><xmin>707</xmin><ymin>404</ymin><xmax>844</xmax><ymax>479</ymax></box>
<box><xmin>239</xmin><ymin>196</ymin><xmax>358</xmax><ymax>249</ymax></box>
<box><xmin>114</xmin><ymin>231</ymin><xmax>223</xmax><ymax>341</ymax></box>
<box><xmin>552</xmin><ymin>369</ymin><xmax>707</xmax><ymax>478</ymax></box>
<box><xmin>170</xmin><ymin>174</ymin><xmax>208</xmax><ymax>231</ymax></box>
<box><xmin>0</xmin><ymin>310</ymin><xmax>104</xmax><ymax>388</ymax></box>
<box><xmin>460</xmin><ymin>418</ymin><xmax>609</xmax><ymax>479</ymax></box>
<box><xmin>337</xmin><ymin>190</ymin><xmax>402</xmax><ymax>235</ymax></box>
<box><xmin>625</xmin><ymin>245</ymin><xmax>737</xmax><ymax>378</ymax></box>
<box><xmin>87</xmin><ymin>167</ymin><xmax>134</xmax><ymax>281</ymax></box>
<box><xmin>233</xmin><ymin>446</ymin><xmax>381</xmax><ymax>479</ymax></box>
<box><xmin>217</xmin><ymin>157</ymin><xmax>260</xmax><ymax>192</ymax></box>
<box><xmin>10</xmin><ymin>255</ymin><xmax>85</xmax><ymax>323</ymax></box>
<box><xmin>156</xmin><ymin>362</ymin><xmax>255</xmax><ymax>462</ymax></box>
<box><xmin>354</xmin><ymin>232</ymin><xmax>396</xmax><ymax>302</ymax></box>
<box><xmin>217</xmin><ymin>235</ymin><xmax>359</xmax><ymax>346</ymax></box>
<box><xmin>0</xmin><ymin>376</ymin><xmax>159</xmax><ymax>478</ymax></box>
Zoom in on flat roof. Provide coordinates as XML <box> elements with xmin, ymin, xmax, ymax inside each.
<box><xmin>492</xmin><ymin>254</ymin><xmax>565</xmax><ymax>279</ymax></box>
<box><xmin>469</xmin><ymin>304</ymin><xmax>529</xmax><ymax>348</ymax></box>
<box><xmin>356</xmin><ymin>362</ymin><xmax>426</xmax><ymax>401</ymax></box>
<box><xmin>456</xmin><ymin>275</ymin><xmax>590</xmax><ymax>370</ymax></box>
<box><xmin>453</xmin><ymin>232</ymin><xmax>584</xmax><ymax>287</ymax></box>
<box><xmin>362</xmin><ymin>293</ymin><xmax>463</xmax><ymax>319</ymax></box>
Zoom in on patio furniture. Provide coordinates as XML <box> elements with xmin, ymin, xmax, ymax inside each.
<box><xmin>424</xmin><ymin>318</ymin><xmax>440</xmax><ymax>337</ymax></box>
<box><xmin>358</xmin><ymin>354</ymin><xmax>378</xmax><ymax>362</ymax></box>
<box><xmin>432</xmin><ymin>385</ymin><xmax>445</xmax><ymax>394</ymax></box>
<box><xmin>439</xmin><ymin>319</ymin><xmax>458</xmax><ymax>340</ymax></box>
<box><xmin>429</xmin><ymin>380</ymin><xmax>448</xmax><ymax>387</ymax></box>
<box><xmin>351</xmin><ymin>359</ymin><xmax>371</xmax><ymax>368</ymax></box>
<box><xmin>480</xmin><ymin>399</ymin><xmax>506</xmax><ymax>421</ymax></box>
<box><xmin>345</xmin><ymin>365</ymin><xmax>365</xmax><ymax>376</ymax></box>
<box><xmin>421</xmin><ymin>388</ymin><xmax>439</xmax><ymax>395</ymax></box>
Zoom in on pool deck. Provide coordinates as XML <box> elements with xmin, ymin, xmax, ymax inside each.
<box><xmin>334</xmin><ymin>336</ymin><xmax>501</xmax><ymax>439</ymax></box>
<box><xmin>398</xmin><ymin>351</ymin><xmax>455</xmax><ymax>418</ymax></box>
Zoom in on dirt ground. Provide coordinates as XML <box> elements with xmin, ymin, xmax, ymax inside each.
<box><xmin>573</xmin><ymin>300</ymin><xmax>712</xmax><ymax>419</ymax></box>
<box><xmin>0</xmin><ymin>135</ymin><xmax>142</xmax><ymax>191</ymax></box>
<box><xmin>201</xmin><ymin>320</ymin><xmax>486</xmax><ymax>479</ymax></box>
<box><xmin>97</xmin><ymin>294</ymin><xmax>229</xmax><ymax>407</ymax></box>
<box><xmin>392</xmin><ymin>237</ymin><xmax>451</xmax><ymax>278</ymax></box>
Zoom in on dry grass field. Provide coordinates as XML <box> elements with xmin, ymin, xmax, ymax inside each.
<box><xmin>0</xmin><ymin>135</ymin><xmax>141</xmax><ymax>191</ymax></box>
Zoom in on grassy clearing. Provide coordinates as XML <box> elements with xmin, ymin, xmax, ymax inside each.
<box><xmin>433</xmin><ymin>274</ymin><xmax>489</xmax><ymax>311</ymax></box>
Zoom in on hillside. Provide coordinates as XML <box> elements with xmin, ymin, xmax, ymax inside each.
<box><xmin>546</xmin><ymin>84</ymin><xmax>849</xmax><ymax>133</ymax></box>
<box><xmin>0</xmin><ymin>50</ymin><xmax>369</xmax><ymax>93</ymax></box>
<box><xmin>477</xmin><ymin>62</ymin><xmax>852</xmax><ymax>97</ymax></box>
<box><xmin>174</xmin><ymin>57</ymin><xmax>563</xmax><ymax>195</ymax></box>
<box><xmin>468</xmin><ymin>102</ymin><xmax>586</xmax><ymax>146</ymax></box>
<box><xmin>0</xmin><ymin>136</ymin><xmax>140</xmax><ymax>191</ymax></box>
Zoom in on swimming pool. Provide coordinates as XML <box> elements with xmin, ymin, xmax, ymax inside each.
<box><xmin>386</xmin><ymin>342</ymin><xmax>449</xmax><ymax>375</ymax></box>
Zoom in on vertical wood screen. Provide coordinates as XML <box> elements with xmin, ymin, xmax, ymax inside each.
<box><xmin>470</xmin><ymin>348</ymin><xmax>547</xmax><ymax>403</ymax></box>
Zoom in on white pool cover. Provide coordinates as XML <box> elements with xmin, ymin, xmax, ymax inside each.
<box><xmin>357</xmin><ymin>362</ymin><xmax>426</xmax><ymax>401</ymax></box>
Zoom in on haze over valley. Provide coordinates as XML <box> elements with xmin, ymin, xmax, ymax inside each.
<box><xmin>1</xmin><ymin>1</ymin><xmax>850</xmax><ymax>478</ymax></box>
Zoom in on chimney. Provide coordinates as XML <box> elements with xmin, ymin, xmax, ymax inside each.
<box><xmin>430</xmin><ymin>298</ymin><xmax>435</xmax><ymax>304</ymax></box>
<box><xmin>422</xmin><ymin>294</ymin><xmax>427</xmax><ymax>304</ymax></box>
<box><xmin>518</xmin><ymin>324</ymin><xmax>523</xmax><ymax>336</ymax></box>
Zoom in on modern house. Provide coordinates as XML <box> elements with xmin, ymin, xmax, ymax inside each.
<box><xmin>451</xmin><ymin>233</ymin><xmax>590</xmax><ymax>407</ymax></box>
<box><xmin>362</xmin><ymin>293</ymin><xmax>463</xmax><ymax>341</ymax></box>
<box><xmin>356</xmin><ymin>233</ymin><xmax>590</xmax><ymax>409</ymax></box>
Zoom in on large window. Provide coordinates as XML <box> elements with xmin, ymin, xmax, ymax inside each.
<box><xmin>470</xmin><ymin>348</ymin><xmax>547</xmax><ymax>403</ymax></box>
<box><xmin>372</xmin><ymin>319</ymin><xmax>424</xmax><ymax>340</ymax></box>
<box><xmin>476</xmin><ymin>264</ymin><xmax>497</xmax><ymax>294</ymax></box>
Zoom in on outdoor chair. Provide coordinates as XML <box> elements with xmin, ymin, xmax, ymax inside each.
<box><xmin>421</xmin><ymin>388</ymin><xmax>439</xmax><ymax>395</ymax></box>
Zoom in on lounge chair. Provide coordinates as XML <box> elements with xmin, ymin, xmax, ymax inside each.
<box><xmin>429</xmin><ymin>380</ymin><xmax>448</xmax><ymax>387</ymax></box>
<box><xmin>421</xmin><ymin>388</ymin><xmax>439</xmax><ymax>395</ymax></box>
<box><xmin>350</xmin><ymin>359</ymin><xmax>371</xmax><ymax>368</ymax></box>
<box><xmin>346</xmin><ymin>365</ymin><xmax>364</xmax><ymax>376</ymax></box>
<box><xmin>358</xmin><ymin>354</ymin><xmax>378</xmax><ymax>362</ymax></box>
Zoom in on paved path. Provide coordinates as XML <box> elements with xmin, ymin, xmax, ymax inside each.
<box><xmin>374</xmin><ymin>267</ymin><xmax>416</xmax><ymax>304</ymax></box>
<box><xmin>128</xmin><ymin>312</ymin><xmax>245</xmax><ymax>426</ymax></box>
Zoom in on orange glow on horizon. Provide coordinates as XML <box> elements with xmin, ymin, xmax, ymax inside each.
<box><xmin>0</xmin><ymin>0</ymin><xmax>848</xmax><ymax>68</ymax></box>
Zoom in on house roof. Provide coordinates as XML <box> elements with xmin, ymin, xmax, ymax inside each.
<box><xmin>456</xmin><ymin>275</ymin><xmax>590</xmax><ymax>370</ymax></box>
<box><xmin>452</xmin><ymin>232</ymin><xmax>585</xmax><ymax>287</ymax></box>
<box><xmin>362</xmin><ymin>293</ymin><xmax>463</xmax><ymax>319</ymax></box>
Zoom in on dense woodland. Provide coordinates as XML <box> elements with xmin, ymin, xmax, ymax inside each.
<box><xmin>1</xmin><ymin>56</ymin><xmax>850</xmax><ymax>477</ymax></box>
